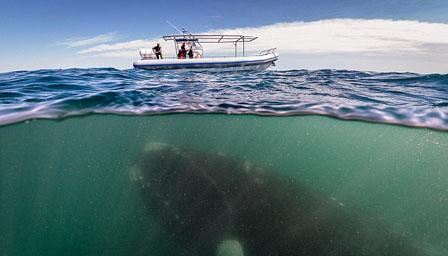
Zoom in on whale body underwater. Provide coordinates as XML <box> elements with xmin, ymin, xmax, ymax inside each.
<box><xmin>133</xmin><ymin>143</ymin><xmax>426</xmax><ymax>256</ymax></box>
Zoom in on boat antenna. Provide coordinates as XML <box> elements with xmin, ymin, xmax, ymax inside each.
<box><xmin>166</xmin><ymin>21</ymin><xmax>183</xmax><ymax>34</ymax></box>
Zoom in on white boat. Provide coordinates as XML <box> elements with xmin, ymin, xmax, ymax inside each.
<box><xmin>133</xmin><ymin>34</ymin><xmax>278</xmax><ymax>71</ymax></box>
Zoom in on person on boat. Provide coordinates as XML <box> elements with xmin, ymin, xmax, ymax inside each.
<box><xmin>178</xmin><ymin>50</ymin><xmax>186</xmax><ymax>59</ymax></box>
<box><xmin>178</xmin><ymin>43</ymin><xmax>187</xmax><ymax>59</ymax></box>
<box><xmin>181</xmin><ymin>43</ymin><xmax>187</xmax><ymax>57</ymax></box>
<box><xmin>152</xmin><ymin>43</ymin><xmax>163</xmax><ymax>59</ymax></box>
<box><xmin>188</xmin><ymin>47</ymin><xmax>194</xmax><ymax>59</ymax></box>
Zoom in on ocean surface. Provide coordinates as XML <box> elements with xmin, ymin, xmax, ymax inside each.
<box><xmin>0</xmin><ymin>68</ymin><xmax>447</xmax><ymax>255</ymax></box>
<box><xmin>1</xmin><ymin>68</ymin><xmax>448</xmax><ymax>129</ymax></box>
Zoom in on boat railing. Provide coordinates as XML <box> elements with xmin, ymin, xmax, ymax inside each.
<box><xmin>258</xmin><ymin>48</ymin><xmax>277</xmax><ymax>56</ymax></box>
<box><xmin>139</xmin><ymin>49</ymin><xmax>278</xmax><ymax>60</ymax></box>
<box><xmin>141</xmin><ymin>55</ymin><xmax>269</xmax><ymax>60</ymax></box>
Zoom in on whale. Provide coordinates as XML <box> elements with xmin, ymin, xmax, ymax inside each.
<box><xmin>133</xmin><ymin>143</ymin><xmax>426</xmax><ymax>256</ymax></box>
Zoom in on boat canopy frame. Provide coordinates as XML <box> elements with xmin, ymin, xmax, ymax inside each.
<box><xmin>162</xmin><ymin>34</ymin><xmax>258</xmax><ymax>57</ymax></box>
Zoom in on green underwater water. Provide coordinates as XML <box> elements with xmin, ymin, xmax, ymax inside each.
<box><xmin>1</xmin><ymin>114</ymin><xmax>447</xmax><ymax>255</ymax></box>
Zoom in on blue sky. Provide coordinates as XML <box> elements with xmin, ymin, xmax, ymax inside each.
<box><xmin>1</xmin><ymin>0</ymin><xmax>448</xmax><ymax>72</ymax></box>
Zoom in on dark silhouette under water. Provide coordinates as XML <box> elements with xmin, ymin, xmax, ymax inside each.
<box><xmin>134</xmin><ymin>143</ymin><xmax>426</xmax><ymax>256</ymax></box>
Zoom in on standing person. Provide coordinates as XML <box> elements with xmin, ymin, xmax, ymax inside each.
<box><xmin>178</xmin><ymin>43</ymin><xmax>187</xmax><ymax>59</ymax></box>
<box><xmin>152</xmin><ymin>43</ymin><xmax>163</xmax><ymax>59</ymax></box>
<box><xmin>180</xmin><ymin>43</ymin><xmax>187</xmax><ymax>57</ymax></box>
<box><xmin>188</xmin><ymin>47</ymin><xmax>194</xmax><ymax>59</ymax></box>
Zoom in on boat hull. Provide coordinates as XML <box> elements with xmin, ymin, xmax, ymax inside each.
<box><xmin>133</xmin><ymin>54</ymin><xmax>278</xmax><ymax>72</ymax></box>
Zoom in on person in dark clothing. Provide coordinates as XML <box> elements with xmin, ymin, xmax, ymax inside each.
<box><xmin>188</xmin><ymin>47</ymin><xmax>194</xmax><ymax>59</ymax></box>
<box><xmin>178</xmin><ymin>43</ymin><xmax>187</xmax><ymax>59</ymax></box>
<box><xmin>152</xmin><ymin>43</ymin><xmax>163</xmax><ymax>59</ymax></box>
<box><xmin>178</xmin><ymin>50</ymin><xmax>185</xmax><ymax>59</ymax></box>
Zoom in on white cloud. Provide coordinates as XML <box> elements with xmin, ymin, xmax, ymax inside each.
<box><xmin>91</xmin><ymin>50</ymin><xmax>138</xmax><ymax>58</ymax></box>
<box><xmin>77</xmin><ymin>39</ymin><xmax>154</xmax><ymax>54</ymax></box>
<box><xmin>55</xmin><ymin>32</ymin><xmax>118</xmax><ymax>48</ymax></box>
<box><xmin>211</xmin><ymin>19</ymin><xmax>448</xmax><ymax>55</ymax></box>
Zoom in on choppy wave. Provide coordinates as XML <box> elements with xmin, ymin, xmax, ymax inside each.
<box><xmin>0</xmin><ymin>68</ymin><xmax>447</xmax><ymax>130</ymax></box>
